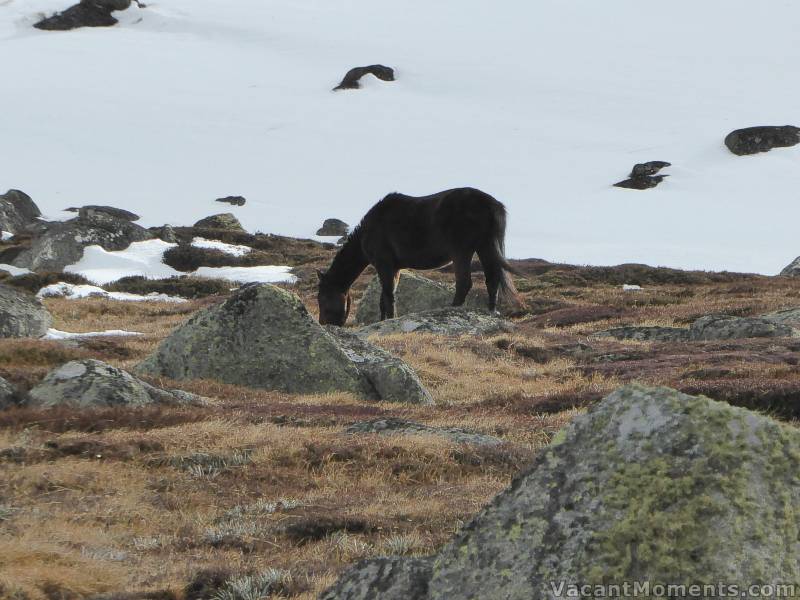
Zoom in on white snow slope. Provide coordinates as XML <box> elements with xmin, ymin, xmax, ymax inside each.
<box><xmin>2</xmin><ymin>0</ymin><xmax>799</xmax><ymax>274</ymax></box>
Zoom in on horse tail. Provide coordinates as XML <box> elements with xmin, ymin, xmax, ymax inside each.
<box><xmin>488</xmin><ymin>202</ymin><xmax>524</xmax><ymax>309</ymax></box>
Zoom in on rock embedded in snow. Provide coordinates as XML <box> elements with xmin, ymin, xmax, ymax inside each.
<box><xmin>629</xmin><ymin>160</ymin><xmax>671</xmax><ymax>177</ymax></box>
<box><xmin>215</xmin><ymin>195</ymin><xmax>246</xmax><ymax>207</ymax></box>
<box><xmin>0</xmin><ymin>189</ymin><xmax>41</xmax><ymax>235</ymax></box>
<box><xmin>345</xmin><ymin>418</ymin><xmax>502</xmax><ymax>445</ymax></box>
<box><xmin>321</xmin><ymin>384</ymin><xmax>800</xmax><ymax>600</ymax></box>
<box><xmin>28</xmin><ymin>359</ymin><xmax>203</xmax><ymax>409</ymax></box>
<box><xmin>326</xmin><ymin>327</ymin><xmax>432</xmax><ymax>404</ymax></box>
<box><xmin>724</xmin><ymin>125</ymin><xmax>800</xmax><ymax>156</ymax></box>
<box><xmin>64</xmin><ymin>205</ymin><xmax>140</xmax><ymax>222</ymax></box>
<box><xmin>614</xmin><ymin>161</ymin><xmax>671</xmax><ymax>190</ymax></box>
<box><xmin>137</xmin><ymin>283</ymin><xmax>428</xmax><ymax>401</ymax></box>
<box><xmin>0</xmin><ymin>284</ymin><xmax>53</xmax><ymax>338</ymax></box>
<box><xmin>193</xmin><ymin>213</ymin><xmax>245</xmax><ymax>232</ymax></box>
<box><xmin>316</xmin><ymin>218</ymin><xmax>349</xmax><ymax>236</ymax></box>
<box><xmin>356</xmin><ymin>307</ymin><xmax>512</xmax><ymax>338</ymax></box>
<box><xmin>34</xmin><ymin>0</ymin><xmax>132</xmax><ymax>31</ymax></box>
<box><xmin>333</xmin><ymin>65</ymin><xmax>395</xmax><ymax>90</ymax></box>
<box><xmin>12</xmin><ymin>210</ymin><xmax>151</xmax><ymax>272</ymax></box>
<box><xmin>355</xmin><ymin>272</ymin><xmax>488</xmax><ymax>325</ymax></box>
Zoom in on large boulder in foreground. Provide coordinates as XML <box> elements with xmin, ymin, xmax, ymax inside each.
<box><xmin>357</xmin><ymin>307</ymin><xmax>512</xmax><ymax>338</ymax></box>
<box><xmin>12</xmin><ymin>211</ymin><xmax>151</xmax><ymax>272</ymax></box>
<box><xmin>28</xmin><ymin>359</ymin><xmax>202</xmax><ymax>409</ymax></box>
<box><xmin>322</xmin><ymin>385</ymin><xmax>800</xmax><ymax>599</ymax></box>
<box><xmin>355</xmin><ymin>272</ymin><xmax>486</xmax><ymax>325</ymax></box>
<box><xmin>724</xmin><ymin>125</ymin><xmax>800</xmax><ymax>156</ymax></box>
<box><xmin>137</xmin><ymin>284</ymin><xmax>430</xmax><ymax>402</ymax></box>
<box><xmin>0</xmin><ymin>284</ymin><xmax>52</xmax><ymax>338</ymax></box>
<box><xmin>0</xmin><ymin>189</ymin><xmax>42</xmax><ymax>234</ymax></box>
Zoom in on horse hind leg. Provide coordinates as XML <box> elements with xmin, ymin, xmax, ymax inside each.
<box><xmin>476</xmin><ymin>247</ymin><xmax>502</xmax><ymax>314</ymax></box>
<box><xmin>451</xmin><ymin>252</ymin><xmax>474</xmax><ymax>307</ymax></box>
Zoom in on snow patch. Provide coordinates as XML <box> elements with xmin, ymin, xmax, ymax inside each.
<box><xmin>623</xmin><ymin>284</ymin><xmax>643</xmax><ymax>291</ymax></box>
<box><xmin>37</xmin><ymin>282</ymin><xmax>187</xmax><ymax>303</ymax></box>
<box><xmin>191</xmin><ymin>237</ymin><xmax>252</xmax><ymax>257</ymax></box>
<box><xmin>193</xmin><ymin>265</ymin><xmax>297</xmax><ymax>284</ymax></box>
<box><xmin>0</xmin><ymin>264</ymin><xmax>32</xmax><ymax>276</ymax></box>
<box><xmin>1</xmin><ymin>231</ymin><xmax>13</xmax><ymax>241</ymax></box>
<box><xmin>44</xmin><ymin>328</ymin><xmax>144</xmax><ymax>340</ymax></box>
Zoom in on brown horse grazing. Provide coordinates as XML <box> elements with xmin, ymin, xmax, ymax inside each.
<box><xmin>317</xmin><ymin>187</ymin><xmax>520</xmax><ymax>326</ymax></box>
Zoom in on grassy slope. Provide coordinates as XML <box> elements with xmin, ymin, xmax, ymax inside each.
<box><xmin>1</xmin><ymin>243</ymin><xmax>800</xmax><ymax>598</ymax></box>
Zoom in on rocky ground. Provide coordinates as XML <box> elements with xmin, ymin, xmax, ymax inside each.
<box><xmin>1</xmin><ymin>199</ymin><xmax>800</xmax><ymax>598</ymax></box>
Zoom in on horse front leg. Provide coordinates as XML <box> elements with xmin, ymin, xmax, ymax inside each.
<box><xmin>451</xmin><ymin>253</ymin><xmax>474</xmax><ymax>307</ymax></box>
<box><xmin>377</xmin><ymin>266</ymin><xmax>399</xmax><ymax>320</ymax></box>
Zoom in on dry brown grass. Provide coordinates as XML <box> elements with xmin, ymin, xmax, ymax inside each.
<box><xmin>1</xmin><ymin>269</ymin><xmax>800</xmax><ymax>598</ymax></box>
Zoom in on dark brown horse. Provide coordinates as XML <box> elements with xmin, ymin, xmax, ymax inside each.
<box><xmin>317</xmin><ymin>187</ymin><xmax>520</xmax><ymax>326</ymax></box>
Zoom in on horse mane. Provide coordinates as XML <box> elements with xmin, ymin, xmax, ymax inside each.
<box><xmin>321</xmin><ymin>224</ymin><xmax>368</xmax><ymax>291</ymax></box>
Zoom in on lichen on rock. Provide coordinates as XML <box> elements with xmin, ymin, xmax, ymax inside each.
<box><xmin>321</xmin><ymin>384</ymin><xmax>800</xmax><ymax>599</ymax></box>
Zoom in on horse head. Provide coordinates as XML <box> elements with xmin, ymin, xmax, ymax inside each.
<box><xmin>317</xmin><ymin>270</ymin><xmax>351</xmax><ymax>326</ymax></box>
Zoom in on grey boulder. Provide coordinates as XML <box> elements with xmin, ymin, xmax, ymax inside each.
<box><xmin>689</xmin><ymin>314</ymin><xmax>797</xmax><ymax>340</ymax></box>
<box><xmin>64</xmin><ymin>205</ymin><xmax>140</xmax><ymax>221</ymax></box>
<box><xmin>355</xmin><ymin>272</ymin><xmax>487</xmax><ymax>325</ymax></box>
<box><xmin>0</xmin><ymin>284</ymin><xmax>52</xmax><ymax>338</ymax></box>
<box><xmin>12</xmin><ymin>211</ymin><xmax>151</xmax><ymax>272</ymax></box>
<box><xmin>762</xmin><ymin>306</ymin><xmax>800</xmax><ymax>328</ymax></box>
<box><xmin>28</xmin><ymin>359</ymin><xmax>203</xmax><ymax>409</ymax></box>
<box><xmin>356</xmin><ymin>307</ymin><xmax>512</xmax><ymax>338</ymax></box>
<box><xmin>137</xmin><ymin>284</ymin><xmax>430</xmax><ymax>403</ymax></box>
<box><xmin>322</xmin><ymin>384</ymin><xmax>800</xmax><ymax>599</ymax></box>
<box><xmin>0</xmin><ymin>376</ymin><xmax>22</xmax><ymax>410</ymax></box>
<box><xmin>0</xmin><ymin>189</ymin><xmax>42</xmax><ymax>234</ymax></box>
<box><xmin>345</xmin><ymin>418</ymin><xmax>501</xmax><ymax>446</ymax></box>
<box><xmin>780</xmin><ymin>256</ymin><xmax>800</xmax><ymax>277</ymax></box>
<box><xmin>327</xmin><ymin>327</ymin><xmax>432</xmax><ymax>405</ymax></box>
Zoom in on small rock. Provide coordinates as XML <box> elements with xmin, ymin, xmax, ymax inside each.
<box><xmin>725</xmin><ymin>125</ymin><xmax>800</xmax><ymax>156</ymax></box>
<box><xmin>215</xmin><ymin>196</ymin><xmax>246</xmax><ymax>207</ymax></box>
<box><xmin>27</xmin><ymin>359</ymin><xmax>202</xmax><ymax>409</ymax></box>
<box><xmin>333</xmin><ymin>65</ymin><xmax>395</xmax><ymax>91</ymax></box>
<box><xmin>316</xmin><ymin>218</ymin><xmax>349</xmax><ymax>237</ymax></box>
<box><xmin>0</xmin><ymin>376</ymin><xmax>22</xmax><ymax>410</ymax></box>
<box><xmin>346</xmin><ymin>418</ymin><xmax>502</xmax><ymax>445</ymax></box>
<box><xmin>629</xmin><ymin>161</ymin><xmax>671</xmax><ymax>177</ymax></box>
<box><xmin>614</xmin><ymin>174</ymin><xmax>669</xmax><ymax>190</ymax></box>
<box><xmin>193</xmin><ymin>213</ymin><xmax>245</xmax><ymax>232</ymax></box>
<box><xmin>356</xmin><ymin>307</ymin><xmax>512</xmax><ymax>338</ymax></box>
<box><xmin>0</xmin><ymin>284</ymin><xmax>53</xmax><ymax>338</ymax></box>
<box><xmin>34</xmin><ymin>0</ymin><xmax>131</xmax><ymax>31</ymax></box>
<box><xmin>65</xmin><ymin>205</ymin><xmax>140</xmax><ymax>221</ymax></box>
<box><xmin>11</xmin><ymin>211</ymin><xmax>152</xmax><ymax>272</ymax></box>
